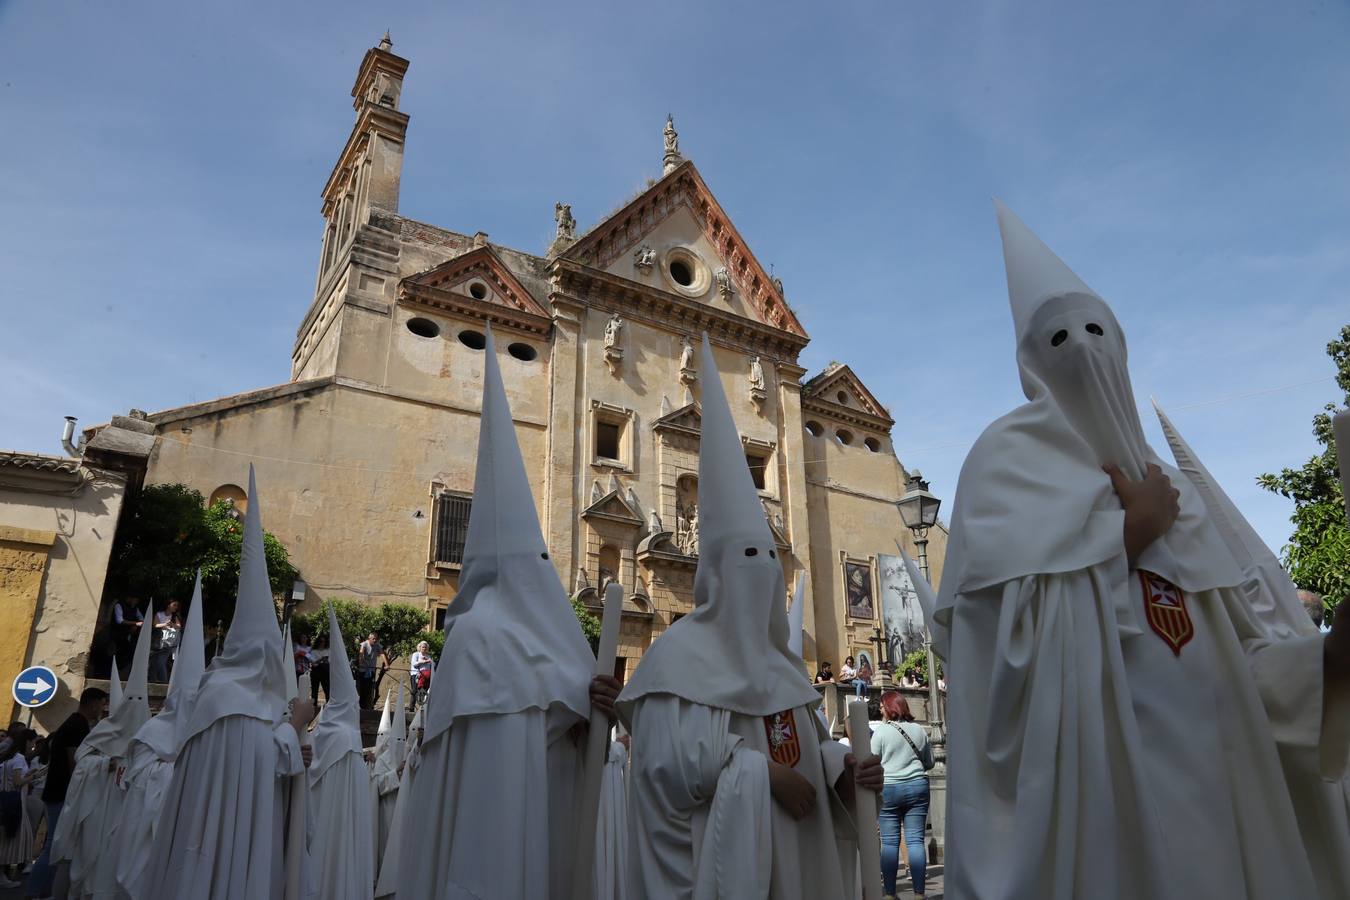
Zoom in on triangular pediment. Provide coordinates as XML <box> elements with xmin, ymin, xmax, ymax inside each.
<box><xmin>581</xmin><ymin>489</ymin><xmax>643</xmax><ymax>526</ymax></box>
<box><xmin>400</xmin><ymin>246</ymin><xmax>551</xmax><ymax>331</ymax></box>
<box><xmin>652</xmin><ymin>401</ymin><xmax>701</xmax><ymax>437</ymax></box>
<box><xmin>803</xmin><ymin>364</ymin><xmax>894</xmax><ymax>427</ymax></box>
<box><xmin>563</xmin><ymin>162</ymin><xmax>807</xmax><ymax>338</ymax></box>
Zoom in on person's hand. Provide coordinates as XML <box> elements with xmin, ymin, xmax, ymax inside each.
<box><xmin>846</xmin><ymin>751</ymin><xmax>884</xmax><ymax>792</ymax></box>
<box><xmin>768</xmin><ymin>760</ymin><xmax>817</xmax><ymax>820</ymax></box>
<box><xmin>589</xmin><ymin>674</ymin><xmax>621</xmax><ymax>723</ymax></box>
<box><xmin>300</xmin><ymin>744</ymin><xmax>313</xmax><ymax>768</ymax></box>
<box><xmin>1105</xmin><ymin>463</ymin><xmax>1180</xmax><ymax>568</ymax></box>
<box><xmin>397</xmin><ymin>759</ymin><xmax>406</xmax><ymax>777</ymax></box>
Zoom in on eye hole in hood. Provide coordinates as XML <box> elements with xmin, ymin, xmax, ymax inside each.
<box><xmin>1051</xmin><ymin>329</ymin><xmax>1068</xmax><ymax>347</ymax></box>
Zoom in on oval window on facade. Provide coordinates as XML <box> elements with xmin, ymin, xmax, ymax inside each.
<box><xmin>507</xmin><ymin>342</ymin><xmax>538</xmax><ymax>362</ymax></box>
<box><xmin>406</xmin><ymin>317</ymin><xmax>441</xmax><ymax>338</ymax></box>
<box><xmin>458</xmin><ymin>329</ymin><xmax>487</xmax><ymax>350</ymax></box>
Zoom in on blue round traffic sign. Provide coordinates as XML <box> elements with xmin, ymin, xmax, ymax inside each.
<box><xmin>12</xmin><ymin>665</ymin><xmax>58</xmax><ymax>708</ymax></box>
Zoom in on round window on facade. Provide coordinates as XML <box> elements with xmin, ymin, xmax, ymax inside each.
<box><xmin>837</xmin><ymin>390</ymin><xmax>849</xmax><ymax>405</ymax></box>
<box><xmin>469</xmin><ymin>282</ymin><xmax>488</xmax><ymax>300</ymax></box>
<box><xmin>669</xmin><ymin>259</ymin><xmax>694</xmax><ymax>286</ymax></box>
<box><xmin>661</xmin><ymin>247</ymin><xmax>711</xmax><ymax>297</ymax></box>
<box><xmin>835</xmin><ymin>429</ymin><xmax>854</xmax><ymax>446</ymax></box>
<box><xmin>804</xmin><ymin>420</ymin><xmax>824</xmax><ymax>437</ymax></box>
<box><xmin>406</xmin><ymin>317</ymin><xmax>441</xmax><ymax>338</ymax></box>
<box><xmin>507</xmin><ymin>342</ymin><xmax>538</xmax><ymax>362</ymax></box>
<box><xmin>458</xmin><ymin>329</ymin><xmax>487</xmax><ymax>350</ymax></box>
<box><xmin>864</xmin><ymin>437</ymin><xmax>881</xmax><ymax>453</ymax></box>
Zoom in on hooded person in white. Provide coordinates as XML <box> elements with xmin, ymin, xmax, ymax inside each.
<box><xmin>375</xmin><ymin>681</ymin><xmax>426</xmax><ymax>899</ymax></box>
<box><xmin>144</xmin><ymin>466</ymin><xmax>315</xmax><ymax>900</ymax></box>
<box><xmin>1155</xmin><ymin>401</ymin><xmax>1350</xmax><ymax>897</ymax></box>
<box><xmin>371</xmin><ymin>681</ymin><xmax>405</xmax><ymax>877</ymax></box>
<box><xmin>616</xmin><ymin>334</ymin><xmax>881</xmax><ymax>900</ymax></box>
<box><xmin>593</xmin><ymin>727</ymin><xmax>630</xmax><ymax>900</ymax></box>
<box><xmin>308</xmin><ymin>604</ymin><xmax>375</xmax><ymax>900</ymax></box>
<box><xmin>113</xmin><ymin>573</ymin><xmax>207</xmax><ymax>899</ymax></box>
<box><xmin>52</xmin><ymin>599</ymin><xmax>155</xmax><ymax>899</ymax></box>
<box><xmin>933</xmin><ymin>201</ymin><xmax>1349</xmax><ymax>899</ymax></box>
<box><xmin>393</xmin><ymin>327</ymin><xmax>604</xmax><ymax>900</ymax></box>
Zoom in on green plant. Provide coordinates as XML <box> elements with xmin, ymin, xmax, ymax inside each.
<box><xmin>104</xmin><ymin>486</ymin><xmax>298</xmax><ymax>630</ymax></box>
<box><xmin>900</xmin><ymin>647</ymin><xmax>942</xmax><ymax>681</ymax></box>
<box><xmin>297</xmin><ymin>599</ymin><xmax>431</xmax><ymax>671</ymax></box>
<box><xmin>572</xmin><ymin>596</ymin><xmax>602</xmax><ymax>653</ymax></box>
<box><xmin>1258</xmin><ymin>324</ymin><xmax>1350</xmax><ymax>621</ymax></box>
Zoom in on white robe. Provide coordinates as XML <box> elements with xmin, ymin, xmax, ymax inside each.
<box><xmin>594</xmin><ymin>742</ymin><xmax>629</xmax><ymax>900</ymax></box>
<box><xmin>144</xmin><ymin>715</ymin><xmax>304</xmax><ymax>900</ymax></box>
<box><xmin>374</xmin><ymin>753</ymin><xmax>415</xmax><ymax>899</ymax></box>
<box><xmin>943</xmin><ymin>560</ymin><xmax>1345</xmax><ymax>899</ymax></box>
<box><xmin>394</xmin><ymin>709</ymin><xmax>582</xmax><ymax>900</ymax></box>
<box><xmin>373</xmin><ymin>766</ymin><xmax>399</xmax><ymax>875</ymax></box>
<box><xmin>626</xmin><ymin>695</ymin><xmax>855</xmax><ymax>900</ymax></box>
<box><xmin>112</xmin><ymin>742</ymin><xmax>175</xmax><ymax>899</ymax></box>
<box><xmin>309</xmin><ymin>751</ymin><xmax>375</xmax><ymax>900</ymax></box>
<box><xmin>50</xmin><ymin>749</ymin><xmax>125</xmax><ymax>900</ymax></box>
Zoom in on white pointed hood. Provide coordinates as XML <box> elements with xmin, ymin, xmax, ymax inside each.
<box><xmin>374</xmin><ymin>681</ymin><xmax>406</xmax><ymax>785</ymax></box>
<box><xmin>372</xmin><ymin>690</ymin><xmax>392</xmax><ymax>762</ymax></box>
<box><xmin>310</xmin><ymin>604</ymin><xmax>365</xmax><ymax>780</ymax></box>
<box><xmin>787</xmin><ymin>574</ymin><xmax>807</xmax><ymax>659</ymax></box>
<box><xmin>1154</xmin><ymin>401</ymin><xmax>1315</xmax><ymax>640</ymax></box>
<box><xmin>83</xmin><ymin>601</ymin><xmax>154</xmax><ymax>758</ymax></box>
<box><xmin>182</xmin><ymin>466</ymin><xmax>289</xmax><ymax>744</ymax></box>
<box><xmin>108</xmin><ymin>658</ymin><xmax>123</xmax><ymax>714</ymax></box>
<box><xmin>423</xmin><ymin>327</ymin><xmax>593</xmax><ymax>744</ymax></box>
<box><xmin>935</xmin><ymin>203</ymin><xmax>1242</xmax><ymax>653</ymax></box>
<box><xmin>619</xmin><ymin>335</ymin><xmax>819</xmax><ymax>719</ymax></box>
<box><xmin>132</xmin><ymin>572</ymin><xmax>208</xmax><ymax>761</ymax></box>
<box><xmin>281</xmin><ymin>621</ymin><xmax>297</xmax><ymax>704</ymax></box>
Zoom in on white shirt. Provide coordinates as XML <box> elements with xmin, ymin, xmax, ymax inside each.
<box><xmin>410</xmin><ymin>651</ymin><xmax>433</xmax><ymax>677</ymax></box>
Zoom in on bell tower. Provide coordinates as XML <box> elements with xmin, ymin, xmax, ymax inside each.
<box><xmin>293</xmin><ymin>33</ymin><xmax>410</xmax><ymax>381</ymax></box>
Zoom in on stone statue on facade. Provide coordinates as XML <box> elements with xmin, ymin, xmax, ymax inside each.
<box><xmin>634</xmin><ymin>243</ymin><xmax>656</xmax><ymax>272</ymax></box>
<box><xmin>604</xmin><ymin>313</ymin><xmax>624</xmax><ymax>375</ymax></box>
<box><xmin>748</xmin><ymin>355</ymin><xmax>767</xmax><ymax>411</ymax></box>
<box><xmin>678</xmin><ymin>336</ymin><xmax>697</xmax><ymax>386</ymax></box>
<box><xmin>715</xmin><ymin>266</ymin><xmax>734</xmax><ymax>300</ymax></box>
<box><xmin>675</xmin><ymin>501</ymin><xmax>700</xmax><ymax>557</ymax></box>
<box><xmin>549</xmin><ymin>202</ymin><xmax>577</xmax><ymax>256</ymax></box>
<box><xmin>663</xmin><ymin>114</ymin><xmax>683</xmax><ymax>175</ymax></box>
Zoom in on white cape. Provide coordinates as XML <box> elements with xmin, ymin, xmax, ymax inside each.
<box><xmin>50</xmin><ymin>748</ymin><xmax>125</xmax><ymax>900</ymax></box>
<box><xmin>112</xmin><ymin>742</ymin><xmax>175</xmax><ymax>899</ymax></box>
<box><xmin>394</xmin><ymin>710</ymin><xmax>582</xmax><ymax>900</ymax></box>
<box><xmin>626</xmin><ymin>695</ymin><xmax>854</xmax><ymax>900</ymax></box>
<box><xmin>144</xmin><ymin>716</ymin><xmax>304</xmax><ymax>900</ymax></box>
<box><xmin>309</xmin><ymin>752</ymin><xmax>375</xmax><ymax>900</ymax></box>
<box><xmin>594</xmin><ymin>741</ymin><xmax>630</xmax><ymax>900</ymax></box>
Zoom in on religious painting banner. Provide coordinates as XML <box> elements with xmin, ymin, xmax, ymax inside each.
<box><xmin>878</xmin><ymin>554</ymin><xmax>926</xmax><ymax>665</ymax></box>
<box><xmin>845</xmin><ymin>560</ymin><xmax>874</xmax><ymax>620</ymax></box>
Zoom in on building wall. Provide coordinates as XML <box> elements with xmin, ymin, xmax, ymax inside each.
<box><xmin>0</xmin><ymin>464</ymin><xmax>129</xmax><ymax>730</ymax></box>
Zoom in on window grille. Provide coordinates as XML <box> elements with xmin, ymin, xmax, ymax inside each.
<box><xmin>434</xmin><ymin>493</ymin><xmax>472</xmax><ymax>565</ymax></box>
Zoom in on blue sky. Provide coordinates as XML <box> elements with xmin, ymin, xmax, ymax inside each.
<box><xmin>1</xmin><ymin>0</ymin><xmax>1347</xmax><ymax>556</ymax></box>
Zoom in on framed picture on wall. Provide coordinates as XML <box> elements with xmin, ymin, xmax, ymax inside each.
<box><xmin>844</xmin><ymin>559</ymin><xmax>875</xmax><ymax>620</ymax></box>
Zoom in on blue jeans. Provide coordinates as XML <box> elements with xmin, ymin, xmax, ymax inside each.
<box><xmin>879</xmin><ymin>777</ymin><xmax>929</xmax><ymax>895</ymax></box>
<box><xmin>852</xmin><ymin>678</ymin><xmax>868</xmax><ymax>697</ymax></box>
<box><xmin>26</xmin><ymin>800</ymin><xmax>63</xmax><ymax>895</ymax></box>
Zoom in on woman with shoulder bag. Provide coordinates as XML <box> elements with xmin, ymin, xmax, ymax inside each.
<box><xmin>870</xmin><ymin>691</ymin><xmax>935</xmax><ymax>900</ymax></box>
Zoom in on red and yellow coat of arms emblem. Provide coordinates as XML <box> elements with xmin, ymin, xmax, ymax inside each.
<box><xmin>1139</xmin><ymin>570</ymin><xmax>1194</xmax><ymax>657</ymax></box>
<box><xmin>763</xmin><ymin>709</ymin><xmax>801</xmax><ymax>767</ymax></box>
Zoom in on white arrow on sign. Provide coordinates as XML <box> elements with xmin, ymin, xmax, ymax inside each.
<box><xmin>17</xmin><ymin>676</ymin><xmax>53</xmax><ymax>695</ymax></box>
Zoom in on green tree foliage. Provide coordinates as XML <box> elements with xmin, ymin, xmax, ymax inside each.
<box><xmin>296</xmin><ymin>599</ymin><xmax>431</xmax><ymax>671</ymax></box>
<box><xmin>1258</xmin><ymin>325</ymin><xmax>1350</xmax><ymax>620</ymax></box>
<box><xmin>572</xmin><ymin>596</ymin><xmax>602</xmax><ymax>653</ymax></box>
<box><xmin>901</xmin><ymin>647</ymin><xmax>943</xmax><ymax>681</ymax></box>
<box><xmin>105</xmin><ymin>486</ymin><xmax>298</xmax><ymax>628</ymax></box>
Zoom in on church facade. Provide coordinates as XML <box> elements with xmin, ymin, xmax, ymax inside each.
<box><xmin>124</xmin><ymin>35</ymin><xmax>946</xmax><ymax>678</ymax></box>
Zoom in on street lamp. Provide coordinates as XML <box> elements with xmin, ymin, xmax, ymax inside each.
<box><xmin>897</xmin><ymin>470</ymin><xmax>943</xmax><ymax>746</ymax></box>
<box><xmin>283</xmin><ymin>579</ymin><xmax>307</xmax><ymax>627</ymax></box>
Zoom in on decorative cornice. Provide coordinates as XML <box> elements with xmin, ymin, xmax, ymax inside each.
<box><xmin>801</xmin><ymin>396</ymin><xmax>895</xmax><ymax>433</ymax></box>
<box><xmin>802</xmin><ymin>363</ymin><xmax>893</xmax><ymax>424</ymax></box>
<box><xmin>550</xmin><ymin>259</ymin><xmax>808</xmax><ymax>364</ymax></box>
<box><xmin>400</xmin><ymin>247</ymin><xmax>553</xmax><ymax>337</ymax></box>
<box><xmin>652</xmin><ymin>402</ymin><xmax>701</xmax><ymax>439</ymax></box>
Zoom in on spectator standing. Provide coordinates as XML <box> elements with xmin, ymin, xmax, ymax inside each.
<box><xmin>872</xmin><ymin>690</ymin><xmax>934</xmax><ymax>899</ymax></box>
<box><xmin>410</xmin><ymin>640</ymin><xmax>434</xmax><ymax>707</ymax></box>
<box><xmin>293</xmin><ymin>630</ymin><xmax>314</xmax><ymax>679</ymax></box>
<box><xmin>0</xmin><ymin>729</ymin><xmax>38</xmax><ymax>888</ymax></box>
<box><xmin>310</xmin><ymin>633</ymin><xmax>331</xmax><ymax>704</ymax></box>
<box><xmin>24</xmin><ymin>736</ymin><xmax>49</xmax><ymax>838</ymax></box>
<box><xmin>357</xmin><ymin>632</ymin><xmax>386</xmax><ymax>709</ymax></box>
<box><xmin>814</xmin><ymin>661</ymin><xmax>835</xmax><ymax>684</ymax></box>
<box><xmin>111</xmin><ymin>597</ymin><xmax>145</xmax><ymax>672</ymax></box>
<box><xmin>25</xmin><ymin>688</ymin><xmax>107</xmax><ymax>898</ymax></box>
<box><xmin>149</xmin><ymin>600</ymin><xmax>183</xmax><ymax>683</ymax></box>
